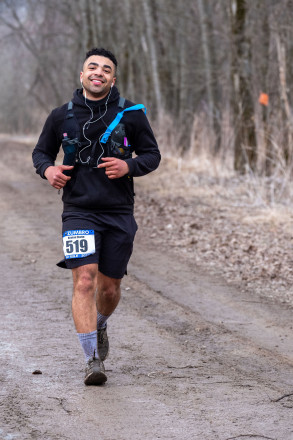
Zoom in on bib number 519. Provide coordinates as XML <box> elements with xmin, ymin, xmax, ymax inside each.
<box><xmin>66</xmin><ymin>238</ymin><xmax>88</xmax><ymax>254</ymax></box>
<box><xmin>63</xmin><ymin>230</ymin><xmax>95</xmax><ymax>259</ymax></box>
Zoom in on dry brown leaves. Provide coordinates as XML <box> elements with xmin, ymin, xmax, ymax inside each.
<box><xmin>134</xmin><ymin>156</ymin><xmax>293</xmax><ymax>306</ymax></box>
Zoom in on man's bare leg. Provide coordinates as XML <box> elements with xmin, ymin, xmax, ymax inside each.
<box><xmin>71</xmin><ymin>265</ymin><xmax>122</xmax><ymax>332</ymax></box>
<box><xmin>95</xmin><ymin>272</ymin><xmax>121</xmax><ymax>360</ymax></box>
<box><xmin>71</xmin><ymin>263</ymin><xmax>108</xmax><ymax>385</ymax></box>
<box><xmin>72</xmin><ymin>264</ymin><xmax>99</xmax><ymax>333</ymax></box>
<box><xmin>96</xmin><ymin>271</ymin><xmax>121</xmax><ymax>316</ymax></box>
<box><xmin>71</xmin><ymin>264</ymin><xmax>121</xmax><ymax>360</ymax></box>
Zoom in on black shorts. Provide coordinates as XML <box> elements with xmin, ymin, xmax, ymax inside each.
<box><xmin>57</xmin><ymin>211</ymin><xmax>138</xmax><ymax>279</ymax></box>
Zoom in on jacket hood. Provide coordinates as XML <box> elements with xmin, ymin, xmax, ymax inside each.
<box><xmin>72</xmin><ymin>86</ymin><xmax>120</xmax><ymax>109</ymax></box>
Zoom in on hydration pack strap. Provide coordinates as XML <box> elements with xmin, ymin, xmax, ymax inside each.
<box><xmin>118</xmin><ymin>97</ymin><xmax>126</xmax><ymax>108</ymax></box>
<box><xmin>63</xmin><ymin>101</ymin><xmax>80</xmax><ymax>140</ymax></box>
<box><xmin>67</xmin><ymin>100</ymin><xmax>73</xmax><ymax>115</ymax></box>
<box><xmin>100</xmin><ymin>104</ymin><xmax>146</xmax><ymax>144</ymax></box>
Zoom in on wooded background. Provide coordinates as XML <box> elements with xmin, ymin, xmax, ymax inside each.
<box><xmin>1</xmin><ymin>0</ymin><xmax>293</xmax><ymax>175</ymax></box>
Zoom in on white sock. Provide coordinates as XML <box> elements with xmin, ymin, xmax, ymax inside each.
<box><xmin>77</xmin><ymin>330</ymin><xmax>98</xmax><ymax>361</ymax></box>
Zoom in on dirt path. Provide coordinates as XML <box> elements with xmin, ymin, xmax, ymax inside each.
<box><xmin>1</xmin><ymin>139</ymin><xmax>293</xmax><ymax>440</ymax></box>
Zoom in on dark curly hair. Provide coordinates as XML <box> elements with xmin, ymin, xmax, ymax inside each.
<box><xmin>84</xmin><ymin>48</ymin><xmax>118</xmax><ymax>72</ymax></box>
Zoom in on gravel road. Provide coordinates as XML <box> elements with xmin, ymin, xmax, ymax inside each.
<box><xmin>1</xmin><ymin>139</ymin><xmax>293</xmax><ymax>440</ymax></box>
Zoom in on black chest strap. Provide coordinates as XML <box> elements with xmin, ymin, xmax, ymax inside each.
<box><xmin>63</xmin><ymin>101</ymin><xmax>80</xmax><ymax>140</ymax></box>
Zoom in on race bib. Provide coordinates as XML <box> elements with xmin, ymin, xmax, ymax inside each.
<box><xmin>63</xmin><ymin>230</ymin><xmax>95</xmax><ymax>259</ymax></box>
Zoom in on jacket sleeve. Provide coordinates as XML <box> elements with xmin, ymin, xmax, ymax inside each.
<box><xmin>124</xmin><ymin>110</ymin><xmax>161</xmax><ymax>177</ymax></box>
<box><xmin>32</xmin><ymin>110</ymin><xmax>61</xmax><ymax>179</ymax></box>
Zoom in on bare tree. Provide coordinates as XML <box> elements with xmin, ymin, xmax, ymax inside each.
<box><xmin>142</xmin><ymin>0</ymin><xmax>162</xmax><ymax>116</ymax></box>
<box><xmin>230</xmin><ymin>0</ymin><xmax>257</xmax><ymax>172</ymax></box>
<box><xmin>196</xmin><ymin>0</ymin><xmax>222</xmax><ymax>153</ymax></box>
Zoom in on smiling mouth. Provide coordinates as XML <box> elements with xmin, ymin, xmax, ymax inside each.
<box><xmin>90</xmin><ymin>78</ymin><xmax>104</xmax><ymax>85</ymax></box>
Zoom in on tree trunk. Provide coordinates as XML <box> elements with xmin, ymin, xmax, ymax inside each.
<box><xmin>260</xmin><ymin>6</ymin><xmax>273</xmax><ymax>176</ymax></box>
<box><xmin>124</xmin><ymin>0</ymin><xmax>135</xmax><ymax>100</ymax></box>
<box><xmin>142</xmin><ymin>0</ymin><xmax>162</xmax><ymax>116</ymax></box>
<box><xmin>275</xmin><ymin>32</ymin><xmax>293</xmax><ymax>164</ymax></box>
<box><xmin>230</xmin><ymin>0</ymin><xmax>257</xmax><ymax>173</ymax></box>
<box><xmin>197</xmin><ymin>0</ymin><xmax>222</xmax><ymax>153</ymax></box>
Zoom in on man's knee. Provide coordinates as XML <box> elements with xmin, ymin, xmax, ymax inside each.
<box><xmin>98</xmin><ymin>273</ymin><xmax>121</xmax><ymax>302</ymax></box>
<box><xmin>72</xmin><ymin>264</ymin><xmax>98</xmax><ymax>297</ymax></box>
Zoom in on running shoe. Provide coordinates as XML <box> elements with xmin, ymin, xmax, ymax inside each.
<box><xmin>84</xmin><ymin>356</ymin><xmax>107</xmax><ymax>386</ymax></box>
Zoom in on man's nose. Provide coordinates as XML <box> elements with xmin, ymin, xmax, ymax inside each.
<box><xmin>95</xmin><ymin>67</ymin><xmax>103</xmax><ymax>75</ymax></box>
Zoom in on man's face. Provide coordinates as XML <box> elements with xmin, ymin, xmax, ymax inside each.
<box><xmin>80</xmin><ymin>55</ymin><xmax>116</xmax><ymax>100</ymax></box>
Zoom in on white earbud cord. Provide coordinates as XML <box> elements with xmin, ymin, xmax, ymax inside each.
<box><xmin>79</xmin><ymin>86</ymin><xmax>112</xmax><ymax>165</ymax></box>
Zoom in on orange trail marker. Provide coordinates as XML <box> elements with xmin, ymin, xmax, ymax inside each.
<box><xmin>259</xmin><ymin>92</ymin><xmax>269</xmax><ymax>106</ymax></box>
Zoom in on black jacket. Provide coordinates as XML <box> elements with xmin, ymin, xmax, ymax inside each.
<box><xmin>32</xmin><ymin>87</ymin><xmax>161</xmax><ymax>213</ymax></box>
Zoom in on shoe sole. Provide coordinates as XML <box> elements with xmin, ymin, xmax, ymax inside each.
<box><xmin>84</xmin><ymin>370</ymin><xmax>107</xmax><ymax>386</ymax></box>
